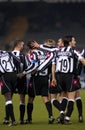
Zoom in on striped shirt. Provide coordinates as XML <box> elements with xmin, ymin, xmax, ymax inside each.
<box><xmin>23</xmin><ymin>49</ymin><xmax>54</xmax><ymax>76</ymax></box>
<box><xmin>0</xmin><ymin>50</ymin><xmax>20</xmax><ymax>73</ymax></box>
<box><xmin>80</xmin><ymin>49</ymin><xmax>85</xmax><ymax>73</ymax></box>
<box><xmin>55</xmin><ymin>46</ymin><xmax>83</xmax><ymax>73</ymax></box>
<box><xmin>12</xmin><ymin>50</ymin><xmax>28</xmax><ymax>73</ymax></box>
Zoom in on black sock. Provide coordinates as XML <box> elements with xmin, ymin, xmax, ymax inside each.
<box><xmin>61</xmin><ymin>98</ymin><xmax>68</xmax><ymax>111</ymax></box>
<box><xmin>8</xmin><ymin>104</ymin><xmax>15</xmax><ymax>122</ymax></box>
<box><xmin>5</xmin><ymin>105</ymin><xmax>9</xmax><ymax>120</ymax></box>
<box><xmin>76</xmin><ymin>98</ymin><xmax>83</xmax><ymax>117</ymax></box>
<box><xmin>27</xmin><ymin>103</ymin><xmax>33</xmax><ymax>121</ymax></box>
<box><xmin>53</xmin><ymin>100</ymin><xmax>61</xmax><ymax>111</ymax></box>
<box><xmin>66</xmin><ymin>100</ymin><xmax>74</xmax><ymax>117</ymax></box>
<box><xmin>45</xmin><ymin>101</ymin><xmax>53</xmax><ymax>118</ymax></box>
<box><xmin>20</xmin><ymin>104</ymin><xmax>25</xmax><ymax>121</ymax></box>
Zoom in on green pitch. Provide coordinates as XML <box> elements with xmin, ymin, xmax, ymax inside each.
<box><xmin>0</xmin><ymin>89</ymin><xmax>85</xmax><ymax>130</ymax></box>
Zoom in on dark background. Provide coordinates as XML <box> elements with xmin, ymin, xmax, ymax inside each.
<box><xmin>0</xmin><ymin>1</ymin><xmax>85</xmax><ymax>50</ymax></box>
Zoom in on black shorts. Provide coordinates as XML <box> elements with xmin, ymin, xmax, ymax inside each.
<box><xmin>1</xmin><ymin>72</ymin><xmax>17</xmax><ymax>95</ymax></box>
<box><xmin>72</xmin><ymin>76</ymin><xmax>81</xmax><ymax>91</ymax></box>
<box><xmin>56</xmin><ymin>73</ymin><xmax>81</xmax><ymax>92</ymax></box>
<box><xmin>16</xmin><ymin>76</ymin><xmax>27</xmax><ymax>94</ymax></box>
<box><xmin>28</xmin><ymin>75</ymin><xmax>49</xmax><ymax>97</ymax></box>
<box><xmin>27</xmin><ymin>76</ymin><xmax>35</xmax><ymax>98</ymax></box>
<box><xmin>49</xmin><ymin>75</ymin><xmax>62</xmax><ymax>94</ymax></box>
<box><xmin>49</xmin><ymin>85</ymin><xmax>62</xmax><ymax>94</ymax></box>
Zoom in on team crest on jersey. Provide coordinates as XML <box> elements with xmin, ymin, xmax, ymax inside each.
<box><xmin>30</xmin><ymin>54</ymin><xmax>34</xmax><ymax>60</ymax></box>
<box><xmin>46</xmin><ymin>53</ymin><xmax>51</xmax><ymax>58</ymax></box>
<box><xmin>30</xmin><ymin>54</ymin><xmax>37</xmax><ymax>63</ymax></box>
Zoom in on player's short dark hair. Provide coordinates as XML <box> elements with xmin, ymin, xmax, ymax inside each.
<box><xmin>27</xmin><ymin>40</ymin><xmax>35</xmax><ymax>49</ymax></box>
<box><xmin>13</xmin><ymin>39</ymin><xmax>24</xmax><ymax>48</ymax></box>
<box><xmin>10</xmin><ymin>39</ymin><xmax>24</xmax><ymax>50</ymax></box>
<box><xmin>63</xmin><ymin>35</ymin><xmax>74</xmax><ymax>47</ymax></box>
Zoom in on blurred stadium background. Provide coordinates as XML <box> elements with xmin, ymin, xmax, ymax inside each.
<box><xmin>0</xmin><ymin>0</ymin><xmax>85</xmax><ymax>87</ymax></box>
<box><xmin>0</xmin><ymin>0</ymin><xmax>85</xmax><ymax>50</ymax></box>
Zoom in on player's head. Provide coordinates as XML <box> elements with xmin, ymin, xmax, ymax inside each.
<box><xmin>63</xmin><ymin>35</ymin><xmax>76</xmax><ymax>47</ymax></box>
<box><xmin>57</xmin><ymin>38</ymin><xmax>64</xmax><ymax>47</ymax></box>
<box><xmin>11</xmin><ymin>39</ymin><xmax>24</xmax><ymax>51</ymax></box>
<box><xmin>27</xmin><ymin>40</ymin><xmax>36</xmax><ymax>49</ymax></box>
<box><xmin>44</xmin><ymin>39</ymin><xmax>55</xmax><ymax>47</ymax></box>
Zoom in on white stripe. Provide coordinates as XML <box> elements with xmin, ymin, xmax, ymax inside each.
<box><xmin>68</xmin><ymin>99</ymin><xmax>75</xmax><ymax>102</ymax></box>
<box><xmin>5</xmin><ymin>100</ymin><xmax>12</xmax><ymax>105</ymax></box>
<box><xmin>61</xmin><ymin>47</ymin><xmax>65</xmax><ymax>51</ymax></box>
<box><xmin>20</xmin><ymin>102</ymin><xmax>25</xmax><ymax>105</ymax></box>
<box><xmin>65</xmin><ymin>116</ymin><xmax>70</xmax><ymax>120</ymax></box>
<box><xmin>62</xmin><ymin>97</ymin><xmax>68</xmax><ymax>100</ymax></box>
<box><xmin>51</xmin><ymin>98</ymin><xmax>56</xmax><ymax>104</ymax></box>
<box><xmin>38</xmin><ymin>53</ymin><xmax>53</xmax><ymax>71</ymax></box>
<box><xmin>66</xmin><ymin>46</ymin><xmax>71</xmax><ymax>51</ymax></box>
<box><xmin>75</xmin><ymin>97</ymin><xmax>81</xmax><ymax>101</ymax></box>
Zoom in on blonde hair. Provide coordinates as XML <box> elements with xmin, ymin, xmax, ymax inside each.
<box><xmin>44</xmin><ymin>39</ymin><xmax>56</xmax><ymax>46</ymax></box>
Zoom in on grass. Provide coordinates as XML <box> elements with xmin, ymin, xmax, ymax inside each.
<box><xmin>0</xmin><ymin>89</ymin><xmax>85</xmax><ymax>130</ymax></box>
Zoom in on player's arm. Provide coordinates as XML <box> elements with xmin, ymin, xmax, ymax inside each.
<box><xmin>17</xmin><ymin>52</ymin><xmax>38</xmax><ymax>78</ymax></box>
<box><xmin>51</xmin><ymin>62</ymin><xmax>57</xmax><ymax>86</ymax></box>
<box><xmin>74</xmin><ymin>50</ymin><xmax>85</xmax><ymax>65</ymax></box>
<box><xmin>31</xmin><ymin>41</ymin><xmax>57</xmax><ymax>52</ymax></box>
<box><xmin>80</xmin><ymin>58</ymin><xmax>85</xmax><ymax>65</ymax></box>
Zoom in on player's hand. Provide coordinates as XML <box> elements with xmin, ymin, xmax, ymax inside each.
<box><xmin>51</xmin><ymin>78</ymin><xmax>57</xmax><ymax>86</ymax></box>
<box><xmin>17</xmin><ymin>73</ymin><xmax>25</xmax><ymax>78</ymax></box>
<box><xmin>31</xmin><ymin>41</ymin><xmax>40</xmax><ymax>48</ymax></box>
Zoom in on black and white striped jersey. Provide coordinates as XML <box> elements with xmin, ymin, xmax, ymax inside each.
<box><xmin>55</xmin><ymin>46</ymin><xmax>83</xmax><ymax>74</ymax></box>
<box><xmin>36</xmin><ymin>50</ymin><xmax>54</xmax><ymax>75</ymax></box>
<box><xmin>81</xmin><ymin>49</ymin><xmax>85</xmax><ymax>58</ymax></box>
<box><xmin>40</xmin><ymin>44</ymin><xmax>59</xmax><ymax>52</ymax></box>
<box><xmin>0</xmin><ymin>50</ymin><xmax>20</xmax><ymax>73</ymax></box>
<box><xmin>23</xmin><ymin>50</ymin><xmax>39</xmax><ymax>74</ymax></box>
<box><xmin>39</xmin><ymin>44</ymin><xmax>59</xmax><ymax>64</ymax></box>
<box><xmin>12</xmin><ymin>50</ymin><xmax>28</xmax><ymax>73</ymax></box>
<box><xmin>39</xmin><ymin>44</ymin><xmax>84</xmax><ymax>74</ymax></box>
<box><xmin>23</xmin><ymin>49</ymin><xmax>54</xmax><ymax>76</ymax></box>
<box><xmin>80</xmin><ymin>49</ymin><xmax>85</xmax><ymax>73</ymax></box>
